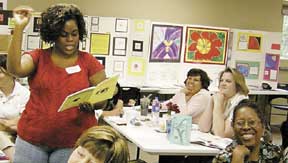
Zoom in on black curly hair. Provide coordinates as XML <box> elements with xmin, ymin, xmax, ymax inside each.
<box><xmin>40</xmin><ymin>4</ymin><xmax>87</xmax><ymax>44</ymax></box>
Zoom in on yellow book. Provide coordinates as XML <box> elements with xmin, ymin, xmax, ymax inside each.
<box><xmin>58</xmin><ymin>75</ymin><xmax>119</xmax><ymax>112</ymax></box>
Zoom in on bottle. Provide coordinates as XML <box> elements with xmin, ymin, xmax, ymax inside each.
<box><xmin>151</xmin><ymin>96</ymin><xmax>160</xmax><ymax>126</ymax></box>
<box><xmin>140</xmin><ymin>95</ymin><xmax>150</xmax><ymax>116</ymax></box>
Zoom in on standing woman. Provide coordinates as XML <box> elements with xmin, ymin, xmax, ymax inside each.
<box><xmin>199</xmin><ymin>67</ymin><xmax>249</xmax><ymax>138</ymax></box>
<box><xmin>8</xmin><ymin>4</ymin><xmax>110</xmax><ymax>163</ymax></box>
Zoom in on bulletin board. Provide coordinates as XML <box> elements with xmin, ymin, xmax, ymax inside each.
<box><xmin>228</xmin><ymin>29</ymin><xmax>281</xmax><ymax>89</ymax></box>
<box><xmin>1</xmin><ymin>9</ymin><xmax>281</xmax><ymax>90</ymax></box>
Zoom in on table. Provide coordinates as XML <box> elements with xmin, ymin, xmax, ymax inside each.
<box><xmin>104</xmin><ymin>116</ymin><xmax>222</xmax><ymax>158</ymax></box>
<box><xmin>140</xmin><ymin>86</ymin><xmax>288</xmax><ymax>123</ymax></box>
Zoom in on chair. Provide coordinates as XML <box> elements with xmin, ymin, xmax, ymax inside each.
<box><xmin>270</xmin><ymin>96</ymin><xmax>288</xmax><ymax>147</ymax></box>
<box><xmin>120</xmin><ymin>86</ymin><xmax>141</xmax><ymax>106</ymax></box>
<box><xmin>270</xmin><ymin>96</ymin><xmax>288</xmax><ymax>122</ymax></box>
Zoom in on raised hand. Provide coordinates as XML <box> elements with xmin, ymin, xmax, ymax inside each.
<box><xmin>13</xmin><ymin>6</ymin><xmax>33</xmax><ymax>30</ymax></box>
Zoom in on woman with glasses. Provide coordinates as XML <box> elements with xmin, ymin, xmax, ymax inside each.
<box><xmin>0</xmin><ymin>55</ymin><xmax>30</xmax><ymax>161</ymax></box>
<box><xmin>212</xmin><ymin>100</ymin><xmax>283</xmax><ymax>163</ymax></box>
<box><xmin>199</xmin><ymin>67</ymin><xmax>249</xmax><ymax>138</ymax></box>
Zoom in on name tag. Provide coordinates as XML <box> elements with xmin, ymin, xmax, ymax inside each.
<box><xmin>65</xmin><ymin>65</ymin><xmax>81</xmax><ymax>74</ymax></box>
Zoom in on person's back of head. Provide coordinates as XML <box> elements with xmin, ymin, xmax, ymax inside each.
<box><xmin>73</xmin><ymin>125</ymin><xmax>129</xmax><ymax>163</ymax></box>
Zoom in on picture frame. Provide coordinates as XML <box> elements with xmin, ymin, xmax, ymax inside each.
<box><xmin>132</xmin><ymin>40</ymin><xmax>143</xmax><ymax>52</ymax></box>
<box><xmin>95</xmin><ymin>56</ymin><xmax>106</xmax><ymax>67</ymax></box>
<box><xmin>0</xmin><ymin>10</ymin><xmax>12</xmax><ymax>26</ymax></box>
<box><xmin>113</xmin><ymin>37</ymin><xmax>127</xmax><ymax>56</ymax></box>
<box><xmin>91</xmin><ymin>16</ymin><xmax>99</xmax><ymax>32</ymax></box>
<box><xmin>113</xmin><ymin>60</ymin><xmax>124</xmax><ymax>72</ymax></box>
<box><xmin>184</xmin><ymin>26</ymin><xmax>228</xmax><ymax>65</ymax></box>
<box><xmin>0</xmin><ymin>0</ymin><xmax>7</xmax><ymax>10</ymax></box>
<box><xmin>33</xmin><ymin>17</ymin><xmax>41</xmax><ymax>33</ymax></box>
<box><xmin>90</xmin><ymin>33</ymin><xmax>110</xmax><ymax>55</ymax></box>
<box><xmin>27</xmin><ymin>35</ymin><xmax>40</xmax><ymax>50</ymax></box>
<box><xmin>115</xmin><ymin>18</ymin><xmax>128</xmax><ymax>33</ymax></box>
<box><xmin>149</xmin><ymin>24</ymin><xmax>183</xmax><ymax>62</ymax></box>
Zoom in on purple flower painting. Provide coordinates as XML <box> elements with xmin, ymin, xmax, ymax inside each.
<box><xmin>149</xmin><ymin>24</ymin><xmax>183</xmax><ymax>62</ymax></box>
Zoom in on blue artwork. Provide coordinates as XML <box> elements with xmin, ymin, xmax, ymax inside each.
<box><xmin>236</xmin><ymin>63</ymin><xmax>249</xmax><ymax>77</ymax></box>
<box><xmin>168</xmin><ymin>115</ymin><xmax>192</xmax><ymax>145</ymax></box>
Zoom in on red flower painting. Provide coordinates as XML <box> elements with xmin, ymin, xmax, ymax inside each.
<box><xmin>184</xmin><ymin>27</ymin><xmax>228</xmax><ymax>65</ymax></box>
<box><xmin>188</xmin><ymin>32</ymin><xmax>222</xmax><ymax>60</ymax></box>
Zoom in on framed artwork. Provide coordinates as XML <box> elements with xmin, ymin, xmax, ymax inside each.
<box><xmin>237</xmin><ymin>32</ymin><xmax>262</xmax><ymax>53</ymax></box>
<box><xmin>33</xmin><ymin>17</ymin><xmax>41</xmax><ymax>33</ymax></box>
<box><xmin>95</xmin><ymin>56</ymin><xmax>106</xmax><ymax>67</ymax></box>
<box><xmin>0</xmin><ymin>0</ymin><xmax>7</xmax><ymax>10</ymax></box>
<box><xmin>79</xmin><ymin>37</ymin><xmax>87</xmax><ymax>51</ymax></box>
<box><xmin>27</xmin><ymin>35</ymin><xmax>40</xmax><ymax>50</ymax></box>
<box><xmin>113</xmin><ymin>60</ymin><xmax>124</xmax><ymax>72</ymax></box>
<box><xmin>113</xmin><ymin>37</ymin><xmax>127</xmax><ymax>56</ymax></box>
<box><xmin>132</xmin><ymin>40</ymin><xmax>143</xmax><ymax>52</ymax></box>
<box><xmin>184</xmin><ymin>27</ymin><xmax>228</xmax><ymax>65</ymax></box>
<box><xmin>134</xmin><ymin>19</ymin><xmax>145</xmax><ymax>32</ymax></box>
<box><xmin>263</xmin><ymin>53</ymin><xmax>280</xmax><ymax>81</ymax></box>
<box><xmin>235</xmin><ymin>60</ymin><xmax>260</xmax><ymax>79</ymax></box>
<box><xmin>0</xmin><ymin>10</ymin><xmax>12</xmax><ymax>26</ymax></box>
<box><xmin>90</xmin><ymin>33</ymin><xmax>110</xmax><ymax>55</ymax></box>
<box><xmin>115</xmin><ymin>18</ymin><xmax>128</xmax><ymax>33</ymax></box>
<box><xmin>127</xmin><ymin>57</ymin><xmax>146</xmax><ymax>76</ymax></box>
<box><xmin>91</xmin><ymin>16</ymin><xmax>99</xmax><ymax>32</ymax></box>
<box><xmin>149</xmin><ymin>24</ymin><xmax>183</xmax><ymax>62</ymax></box>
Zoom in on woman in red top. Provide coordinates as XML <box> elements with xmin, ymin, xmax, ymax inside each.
<box><xmin>7</xmin><ymin>4</ymin><xmax>116</xmax><ymax>163</ymax></box>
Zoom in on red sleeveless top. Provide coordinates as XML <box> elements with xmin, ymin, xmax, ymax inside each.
<box><xmin>17</xmin><ymin>49</ymin><xmax>104</xmax><ymax>148</ymax></box>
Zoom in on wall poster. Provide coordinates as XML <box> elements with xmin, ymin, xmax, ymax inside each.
<box><xmin>149</xmin><ymin>24</ymin><xmax>183</xmax><ymax>62</ymax></box>
<box><xmin>184</xmin><ymin>27</ymin><xmax>228</xmax><ymax>65</ymax></box>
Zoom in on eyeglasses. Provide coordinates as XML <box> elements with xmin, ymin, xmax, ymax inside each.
<box><xmin>234</xmin><ymin>119</ymin><xmax>261</xmax><ymax>128</ymax></box>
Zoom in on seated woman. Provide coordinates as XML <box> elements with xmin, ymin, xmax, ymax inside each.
<box><xmin>199</xmin><ymin>67</ymin><xmax>249</xmax><ymax>138</ymax></box>
<box><xmin>212</xmin><ymin>100</ymin><xmax>282</xmax><ymax>163</ymax></box>
<box><xmin>0</xmin><ymin>55</ymin><xmax>30</xmax><ymax>161</ymax></box>
<box><xmin>161</xmin><ymin>68</ymin><xmax>211</xmax><ymax>124</ymax></box>
<box><xmin>68</xmin><ymin>125</ymin><xmax>129</xmax><ymax>163</ymax></box>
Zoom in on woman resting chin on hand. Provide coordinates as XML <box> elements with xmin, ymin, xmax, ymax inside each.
<box><xmin>199</xmin><ymin>67</ymin><xmax>249</xmax><ymax>138</ymax></box>
<box><xmin>212</xmin><ymin>100</ymin><xmax>283</xmax><ymax>163</ymax></box>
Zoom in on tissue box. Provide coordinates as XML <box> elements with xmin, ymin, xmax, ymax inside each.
<box><xmin>168</xmin><ymin>115</ymin><xmax>192</xmax><ymax>145</ymax></box>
